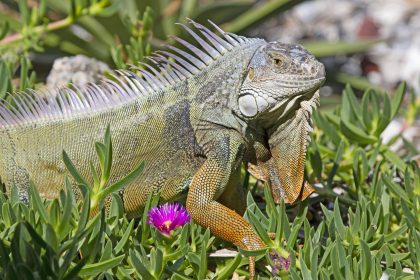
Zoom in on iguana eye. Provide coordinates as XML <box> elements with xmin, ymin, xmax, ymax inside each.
<box><xmin>248</xmin><ymin>67</ymin><xmax>255</xmax><ymax>80</ymax></box>
<box><xmin>273</xmin><ymin>58</ymin><xmax>283</xmax><ymax>66</ymax></box>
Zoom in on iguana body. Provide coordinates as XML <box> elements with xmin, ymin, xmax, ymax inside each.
<box><xmin>0</xmin><ymin>21</ymin><xmax>325</xmax><ymax>277</ymax></box>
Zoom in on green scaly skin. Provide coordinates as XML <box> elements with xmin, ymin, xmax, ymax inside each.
<box><xmin>0</xmin><ymin>22</ymin><xmax>325</xmax><ymax>278</ymax></box>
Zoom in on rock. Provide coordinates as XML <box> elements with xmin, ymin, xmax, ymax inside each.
<box><xmin>46</xmin><ymin>55</ymin><xmax>110</xmax><ymax>89</ymax></box>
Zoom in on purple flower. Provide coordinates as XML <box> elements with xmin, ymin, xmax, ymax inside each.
<box><xmin>279</xmin><ymin>255</ymin><xmax>291</xmax><ymax>271</ymax></box>
<box><xmin>270</xmin><ymin>251</ymin><xmax>291</xmax><ymax>275</ymax></box>
<box><xmin>147</xmin><ymin>203</ymin><xmax>191</xmax><ymax>236</ymax></box>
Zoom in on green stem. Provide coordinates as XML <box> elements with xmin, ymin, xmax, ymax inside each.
<box><xmin>90</xmin><ymin>194</ymin><xmax>99</xmax><ymax>212</ymax></box>
<box><xmin>191</xmin><ymin>224</ymin><xmax>196</xmax><ymax>252</ymax></box>
<box><xmin>0</xmin><ymin>17</ymin><xmax>73</xmax><ymax>46</ymax></box>
<box><xmin>277</xmin><ymin>246</ymin><xmax>289</xmax><ymax>259</ymax></box>
<box><xmin>162</xmin><ymin>238</ymin><xmax>172</xmax><ymax>261</ymax></box>
<box><xmin>0</xmin><ymin>0</ymin><xmax>110</xmax><ymax>47</ymax></box>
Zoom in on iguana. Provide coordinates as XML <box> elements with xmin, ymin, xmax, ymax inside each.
<box><xmin>0</xmin><ymin>20</ymin><xmax>325</xmax><ymax>277</ymax></box>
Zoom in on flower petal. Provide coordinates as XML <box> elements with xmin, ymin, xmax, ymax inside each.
<box><xmin>147</xmin><ymin>203</ymin><xmax>191</xmax><ymax>236</ymax></box>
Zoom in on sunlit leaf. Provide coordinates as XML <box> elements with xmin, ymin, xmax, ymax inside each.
<box><xmin>79</xmin><ymin>255</ymin><xmax>124</xmax><ymax>276</ymax></box>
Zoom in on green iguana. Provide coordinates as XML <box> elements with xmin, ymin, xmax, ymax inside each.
<box><xmin>0</xmin><ymin>20</ymin><xmax>325</xmax><ymax>277</ymax></box>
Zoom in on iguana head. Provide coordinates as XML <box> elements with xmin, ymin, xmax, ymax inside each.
<box><xmin>240</xmin><ymin>42</ymin><xmax>325</xmax><ymax>204</ymax></box>
<box><xmin>237</xmin><ymin>42</ymin><xmax>325</xmax><ymax>120</ymax></box>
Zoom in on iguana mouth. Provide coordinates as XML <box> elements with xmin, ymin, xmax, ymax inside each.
<box><xmin>300</xmin><ymin>82</ymin><xmax>324</xmax><ymax>100</ymax></box>
<box><xmin>253</xmin><ymin>87</ymin><xmax>320</xmax><ymax>131</ymax></box>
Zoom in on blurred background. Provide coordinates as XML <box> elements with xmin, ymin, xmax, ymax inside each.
<box><xmin>0</xmin><ymin>0</ymin><xmax>419</xmax><ymax>111</ymax></box>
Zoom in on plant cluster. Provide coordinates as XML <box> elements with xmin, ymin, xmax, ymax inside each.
<box><xmin>0</xmin><ymin>1</ymin><xmax>419</xmax><ymax>279</ymax></box>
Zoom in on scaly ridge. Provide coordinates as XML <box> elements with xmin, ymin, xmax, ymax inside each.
<box><xmin>0</xmin><ymin>20</ymin><xmax>263</xmax><ymax>128</ymax></box>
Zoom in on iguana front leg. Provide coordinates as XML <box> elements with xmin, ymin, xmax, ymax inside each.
<box><xmin>217</xmin><ymin>167</ymin><xmax>246</xmax><ymax>215</ymax></box>
<box><xmin>186</xmin><ymin>134</ymin><xmax>265</xmax><ymax>278</ymax></box>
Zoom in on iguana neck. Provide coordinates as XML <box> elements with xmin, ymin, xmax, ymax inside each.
<box><xmin>190</xmin><ymin>42</ymin><xmax>264</xmax><ymax>136</ymax></box>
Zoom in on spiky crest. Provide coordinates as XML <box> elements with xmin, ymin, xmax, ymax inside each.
<box><xmin>0</xmin><ymin>20</ymin><xmax>264</xmax><ymax>128</ymax></box>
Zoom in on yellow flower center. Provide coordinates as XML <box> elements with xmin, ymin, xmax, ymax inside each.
<box><xmin>163</xmin><ymin>220</ymin><xmax>172</xmax><ymax>229</ymax></box>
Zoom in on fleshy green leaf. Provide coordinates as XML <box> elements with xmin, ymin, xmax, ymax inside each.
<box><xmin>114</xmin><ymin>219</ymin><xmax>134</xmax><ymax>254</ymax></box>
<box><xmin>374</xmin><ymin>92</ymin><xmax>391</xmax><ymax>136</ymax></box>
<box><xmin>62</xmin><ymin>150</ymin><xmax>89</xmax><ymax>188</ymax></box>
<box><xmin>28</xmin><ymin>181</ymin><xmax>48</xmax><ymax>224</ymax></box>
<box><xmin>215</xmin><ymin>253</ymin><xmax>242</xmax><ymax>280</ymax></box>
<box><xmin>391</xmin><ymin>82</ymin><xmax>406</xmax><ymax>119</ymax></box>
<box><xmin>79</xmin><ymin>255</ymin><xmax>124</xmax><ymax>276</ymax></box>
<box><xmin>340</xmin><ymin>119</ymin><xmax>377</xmax><ymax>144</ymax></box>
<box><xmin>238</xmin><ymin>247</ymin><xmax>268</xmax><ymax>257</ymax></box>
<box><xmin>98</xmin><ymin>161</ymin><xmax>144</xmax><ymax>201</ymax></box>
<box><xmin>333</xmin><ymin>199</ymin><xmax>346</xmax><ymax>240</ymax></box>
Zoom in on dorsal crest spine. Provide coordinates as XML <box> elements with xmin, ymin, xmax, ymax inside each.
<box><xmin>0</xmin><ymin>20</ymin><xmax>264</xmax><ymax>128</ymax></box>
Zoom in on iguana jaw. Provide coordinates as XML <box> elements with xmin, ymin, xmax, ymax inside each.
<box><xmin>265</xmin><ymin>86</ymin><xmax>321</xmax><ymax>122</ymax></box>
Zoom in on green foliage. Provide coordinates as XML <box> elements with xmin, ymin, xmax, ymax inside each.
<box><xmin>300</xmin><ymin>83</ymin><xmax>419</xmax><ymax>279</ymax></box>
<box><xmin>0</xmin><ymin>1</ymin><xmax>419</xmax><ymax>279</ymax></box>
<box><xmin>307</xmin><ymin>83</ymin><xmax>416</xmax><ymax>189</ymax></box>
<box><xmin>0</xmin><ymin>0</ymin><xmax>116</xmax><ymax>101</ymax></box>
<box><xmin>110</xmin><ymin>6</ymin><xmax>154</xmax><ymax>69</ymax></box>
<box><xmin>0</xmin><ymin>85</ymin><xmax>418</xmax><ymax>279</ymax></box>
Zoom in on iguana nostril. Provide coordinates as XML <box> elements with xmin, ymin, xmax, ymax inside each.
<box><xmin>310</xmin><ymin>66</ymin><xmax>316</xmax><ymax>74</ymax></box>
